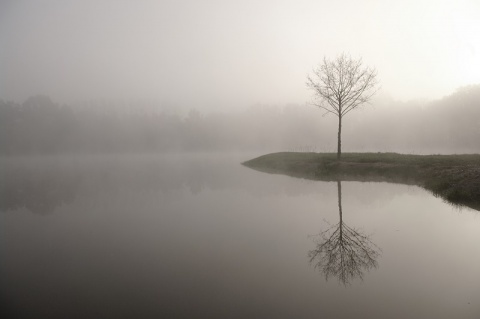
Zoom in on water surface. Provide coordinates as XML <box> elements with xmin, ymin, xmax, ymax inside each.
<box><xmin>1</xmin><ymin>154</ymin><xmax>480</xmax><ymax>318</ymax></box>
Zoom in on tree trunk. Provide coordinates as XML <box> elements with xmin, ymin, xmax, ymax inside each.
<box><xmin>337</xmin><ymin>115</ymin><xmax>342</xmax><ymax>160</ymax></box>
<box><xmin>337</xmin><ymin>180</ymin><xmax>343</xmax><ymax>237</ymax></box>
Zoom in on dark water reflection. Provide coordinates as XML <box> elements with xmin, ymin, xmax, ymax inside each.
<box><xmin>309</xmin><ymin>181</ymin><xmax>381</xmax><ymax>285</ymax></box>
<box><xmin>0</xmin><ymin>165</ymin><xmax>80</xmax><ymax>215</ymax></box>
<box><xmin>1</xmin><ymin>154</ymin><xmax>480</xmax><ymax>319</ymax></box>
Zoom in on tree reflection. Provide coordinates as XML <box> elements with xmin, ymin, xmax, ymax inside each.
<box><xmin>308</xmin><ymin>181</ymin><xmax>381</xmax><ymax>285</ymax></box>
<box><xmin>0</xmin><ymin>165</ymin><xmax>80</xmax><ymax>215</ymax></box>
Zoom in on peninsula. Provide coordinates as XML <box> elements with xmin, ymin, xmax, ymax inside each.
<box><xmin>243</xmin><ymin>152</ymin><xmax>480</xmax><ymax>211</ymax></box>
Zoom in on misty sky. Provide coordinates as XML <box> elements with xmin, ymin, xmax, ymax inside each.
<box><xmin>1</xmin><ymin>0</ymin><xmax>479</xmax><ymax>110</ymax></box>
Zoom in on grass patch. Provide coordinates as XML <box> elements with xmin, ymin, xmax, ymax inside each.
<box><xmin>243</xmin><ymin>152</ymin><xmax>480</xmax><ymax>211</ymax></box>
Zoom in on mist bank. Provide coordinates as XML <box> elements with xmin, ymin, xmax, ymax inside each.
<box><xmin>1</xmin><ymin>85</ymin><xmax>479</xmax><ymax>155</ymax></box>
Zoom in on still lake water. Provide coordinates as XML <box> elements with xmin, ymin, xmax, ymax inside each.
<box><xmin>1</xmin><ymin>153</ymin><xmax>480</xmax><ymax>318</ymax></box>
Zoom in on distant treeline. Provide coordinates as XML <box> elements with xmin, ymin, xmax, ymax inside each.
<box><xmin>1</xmin><ymin>86</ymin><xmax>480</xmax><ymax>155</ymax></box>
<box><xmin>0</xmin><ymin>95</ymin><xmax>325</xmax><ymax>154</ymax></box>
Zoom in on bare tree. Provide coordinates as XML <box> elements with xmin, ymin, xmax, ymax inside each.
<box><xmin>308</xmin><ymin>181</ymin><xmax>381</xmax><ymax>285</ymax></box>
<box><xmin>307</xmin><ymin>53</ymin><xmax>379</xmax><ymax>159</ymax></box>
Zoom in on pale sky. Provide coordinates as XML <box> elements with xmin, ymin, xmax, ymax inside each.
<box><xmin>1</xmin><ymin>0</ymin><xmax>479</xmax><ymax>109</ymax></box>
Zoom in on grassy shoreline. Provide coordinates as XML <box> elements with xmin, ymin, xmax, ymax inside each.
<box><xmin>243</xmin><ymin>152</ymin><xmax>480</xmax><ymax>211</ymax></box>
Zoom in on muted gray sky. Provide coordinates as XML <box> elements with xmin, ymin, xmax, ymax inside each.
<box><xmin>1</xmin><ymin>0</ymin><xmax>479</xmax><ymax>109</ymax></box>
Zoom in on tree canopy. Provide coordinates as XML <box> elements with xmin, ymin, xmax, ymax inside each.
<box><xmin>307</xmin><ymin>54</ymin><xmax>379</xmax><ymax>158</ymax></box>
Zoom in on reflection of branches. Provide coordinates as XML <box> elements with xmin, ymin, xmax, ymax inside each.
<box><xmin>308</xmin><ymin>181</ymin><xmax>381</xmax><ymax>285</ymax></box>
<box><xmin>308</xmin><ymin>220</ymin><xmax>380</xmax><ymax>285</ymax></box>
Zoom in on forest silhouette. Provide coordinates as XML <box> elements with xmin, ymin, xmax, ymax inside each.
<box><xmin>1</xmin><ymin>85</ymin><xmax>480</xmax><ymax>155</ymax></box>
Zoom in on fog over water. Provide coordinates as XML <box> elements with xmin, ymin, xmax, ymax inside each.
<box><xmin>2</xmin><ymin>1</ymin><xmax>480</xmax><ymax>318</ymax></box>
<box><xmin>2</xmin><ymin>154</ymin><xmax>480</xmax><ymax>318</ymax></box>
